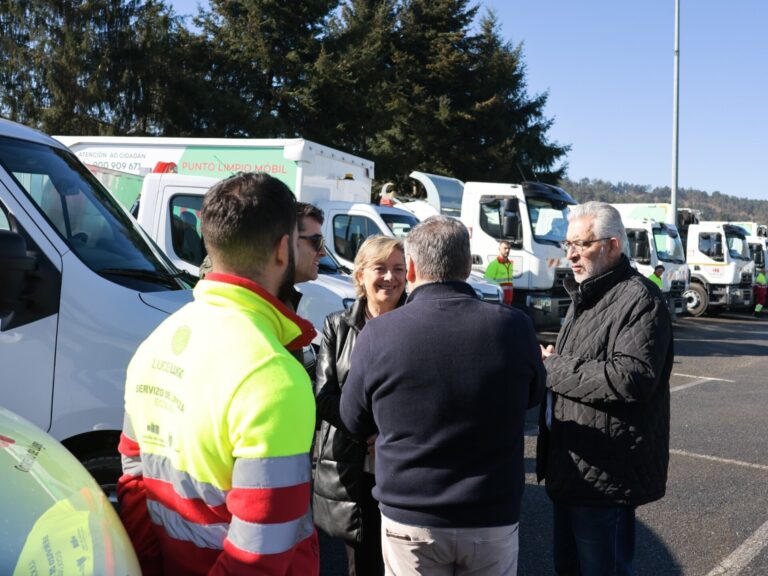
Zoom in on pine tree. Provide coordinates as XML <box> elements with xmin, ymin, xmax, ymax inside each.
<box><xmin>303</xmin><ymin>0</ymin><xmax>398</xmax><ymax>154</ymax></box>
<box><xmin>0</xmin><ymin>0</ymin><xmax>190</xmax><ymax>135</ymax></box>
<box><xmin>459</xmin><ymin>12</ymin><xmax>568</xmax><ymax>184</ymax></box>
<box><xmin>369</xmin><ymin>0</ymin><xmax>478</xmax><ymax>185</ymax></box>
<box><xmin>198</xmin><ymin>0</ymin><xmax>339</xmax><ymax>136</ymax></box>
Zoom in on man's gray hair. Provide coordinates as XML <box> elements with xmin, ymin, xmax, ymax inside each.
<box><xmin>568</xmin><ymin>201</ymin><xmax>628</xmax><ymax>253</ymax></box>
<box><xmin>405</xmin><ymin>215</ymin><xmax>472</xmax><ymax>281</ymax></box>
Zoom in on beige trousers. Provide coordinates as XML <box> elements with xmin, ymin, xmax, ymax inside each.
<box><xmin>381</xmin><ymin>514</ymin><xmax>519</xmax><ymax>576</ymax></box>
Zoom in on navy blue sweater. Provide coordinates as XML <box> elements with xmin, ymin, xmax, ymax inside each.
<box><xmin>340</xmin><ymin>281</ymin><xmax>545</xmax><ymax>528</ymax></box>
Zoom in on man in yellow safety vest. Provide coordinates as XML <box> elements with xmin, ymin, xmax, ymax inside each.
<box><xmin>485</xmin><ymin>241</ymin><xmax>515</xmax><ymax>304</ymax></box>
<box><xmin>754</xmin><ymin>267</ymin><xmax>767</xmax><ymax>317</ymax></box>
<box><xmin>118</xmin><ymin>172</ymin><xmax>319</xmax><ymax>575</ymax></box>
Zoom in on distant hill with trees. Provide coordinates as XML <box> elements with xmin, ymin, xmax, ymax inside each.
<box><xmin>561</xmin><ymin>177</ymin><xmax>768</xmax><ymax>224</ymax></box>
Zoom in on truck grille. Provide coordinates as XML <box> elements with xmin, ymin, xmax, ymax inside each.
<box><xmin>553</xmin><ymin>269</ymin><xmax>572</xmax><ymax>296</ymax></box>
<box><xmin>670</xmin><ymin>280</ymin><xmax>685</xmax><ymax>297</ymax></box>
<box><xmin>740</xmin><ymin>272</ymin><xmax>753</xmax><ymax>288</ymax></box>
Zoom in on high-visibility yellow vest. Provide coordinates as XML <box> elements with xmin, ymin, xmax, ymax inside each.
<box><xmin>120</xmin><ymin>273</ymin><xmax>318</xmax><ymax>573</ymax></box>
<box><xmin>647</xmin><ymin>272</ymin><xmax>663</xmax><ymax>290</ymax></box>
<box><xmin>484</xmin><ymin>258</ymin><xmax>514</xmax><ymax>284</ymax></box>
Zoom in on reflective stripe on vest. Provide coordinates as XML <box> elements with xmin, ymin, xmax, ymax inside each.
<box><xmin>232</xmin><ymin>454</ymin><xmax>311</xmax><ymax>489</ymax></box>
<box><xmin>148</xmin><ymin>499</ymin><xmax>229</xmax><ymax>549</ymax></box>
<box><xmin>143</xmin><ymin>452</ymin><xmax>228</xmax><ymax>506</ymax></box>
<box><xmin>227</xmin><ymin>510</ymin><xmax>314</xmax><ymax>556</ymax></box>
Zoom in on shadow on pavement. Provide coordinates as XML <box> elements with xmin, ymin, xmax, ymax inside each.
<box><xmin>520</xmin><ymin>457</ymin><xmax>683</xmax><ymax>575</ymax></box>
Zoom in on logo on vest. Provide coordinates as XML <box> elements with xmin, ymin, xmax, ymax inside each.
<box><xmin>172</xmin><ymin>325</ymin><xmax>191</xmax><ymax>355</ymax></box>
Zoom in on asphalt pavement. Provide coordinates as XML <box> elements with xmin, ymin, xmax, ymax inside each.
<box><xmin>319</xmin><ymin>312</ymin><xmax>768</xmax><ymax>575</ymax></box>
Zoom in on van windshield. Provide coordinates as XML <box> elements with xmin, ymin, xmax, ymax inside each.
<box><xmin>0</xmin><ymin>137</ymin><xmax>187</xmax><ymax>291</ymax></box>
<box><xmin>380</xmin><ymin>212</ymin><xmax>419</xmax><ymax>239</ymax></box>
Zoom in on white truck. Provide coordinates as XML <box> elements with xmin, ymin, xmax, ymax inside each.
<box><xmin>56</xmin><ymin>137</ymin><xmax>503</xmax><ymax>306</ymax></box>
<box><xmin>682</xmin><ymin>219</ymin><xmax>753</xmax><ymax>316</ymax></box>
<box><xmin>609</xmin><ymin>203</ymin><xmax>753</xmax><ymax>316</ymax></box>
<box><xmin>0</xmin><ymin>120</ymin><xmax>193</xmax><ymax>498</ymax></box>
<box><xmin>396</xmin><ymin>171</ymin><xmax>575</xmax><ymax>333</ymax></box>
<box><xmin>731</xmin><ymin>222</ymin><xmax>767</xmax><ymax>271</ymax></box>
<box><xmin>610</xmin><ymin>203</ymin><xmax>689</xmax><ymax>317</ymax></box>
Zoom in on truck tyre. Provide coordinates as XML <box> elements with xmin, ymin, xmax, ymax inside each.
<box><xmin>684</xmin><ymin>283</ymin><xmax>708</xmax><ymax>317</ymax></box>
<box><xmin>81</xmin><ymin>453</ymin><xmax>122</xmax><ymax>508</ymax></box>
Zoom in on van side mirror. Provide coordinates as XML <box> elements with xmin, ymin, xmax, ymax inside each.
<box><xmin>0</xmin><ymin>230</ymin><xmax>36</xmax><ymax>331</ymax></box>
<box><xmin>502</xmin><ymin>198</ymin><xmax>522</xmax><ymax>245</ymax></box>
<box><xmin>502</xmin><ymin>213</ymin><xmax>521</xmax><ymax>244</ymax></box>
<box><xmin>628</xmin><ymin>230</ymin><xmax>651</xmax><ymax>265</ymax></box>
<box><xmin>711</xmin><ymin>236</ymin><xmax>724</xmax><ymax>262</ymax></box>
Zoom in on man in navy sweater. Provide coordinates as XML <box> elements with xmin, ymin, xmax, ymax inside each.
<box><xmin>340</xmin><ymin>216</ymin><xmax>545</xmax><ymax>575</ymax></box>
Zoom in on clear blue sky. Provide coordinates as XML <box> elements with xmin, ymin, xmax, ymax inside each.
<box><xmin>169</xmin><ymin>1</ymin><xmax>767</xmax><ymax>201</ymax></box>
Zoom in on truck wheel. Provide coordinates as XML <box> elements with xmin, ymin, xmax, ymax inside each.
<box><xmin>684</xmin><ymin>283</ymin><xmax>708</xmax><ymax>317</ymax></box>
<box><xmin>81</xmin><ymin>453</ymin><xmax>122</xmax><ymax>508</ymax></box>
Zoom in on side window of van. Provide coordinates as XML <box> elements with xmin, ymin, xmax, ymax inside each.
<box><xmin>0</xmin><ymin>205</ymin><xmax>9</xmax><ymax>230</ymax></box>
<box><xmin>170</xmin><ymin>195</ymin><xmax>205</xmax><ymax>266</ymax></box>
<box><xmin>333</xmin><ymin>215</ymin><xmax>375</xmax><ymax>262</ymax></box>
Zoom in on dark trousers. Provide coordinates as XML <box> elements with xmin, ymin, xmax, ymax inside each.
<box><xmin>345</xmin><ymin>473</ymin><xmax>384</xmax><ymax>576</ymax></box>
<box><xmin>553</xmin><ymin>502</ymin><xmax>636</xmax><ymax>576</ymax></box>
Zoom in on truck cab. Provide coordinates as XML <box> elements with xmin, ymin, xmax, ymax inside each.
<box><xmin>611</xmin><ymin>204</ymin><xmax>689</xmax><ymax>316</ymax></box>
<box><xmin>401</xmin><ymin>172</ymin><xmax>575</xmax><ymax>332</ymax></box>
<box><xmin>320</xmin><ymin>201</ymin><xmax>419</xmax><ymax>271</ymax></box>
<box><xmin>132</xmin><ymin>172</ymin><xmax>358</xmax><ymax>343</ymax></box>
<box><xmin>684</xmin><ymin>222</ymin><xmax>753</xmax><ymax>316</ymax></box>
<box><xmin>0</xmin><ymin>119</ymin><xmax>193</xmax><ymax>493</ymax></box>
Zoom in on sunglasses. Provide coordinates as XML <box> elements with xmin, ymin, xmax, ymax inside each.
<box><xmin>299</xmin><ymin>233</ymin><xmax>325</xmax><ymax>252</ymax></box>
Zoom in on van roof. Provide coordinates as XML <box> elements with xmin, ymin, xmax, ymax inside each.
<box><xmin>0</xmin><ymin>118</ymin><xmax>66</xmax><ymax>149</ymax></box>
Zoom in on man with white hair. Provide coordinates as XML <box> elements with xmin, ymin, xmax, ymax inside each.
<box><xmin>341</xmin><ymin>216</ymin><xmax>545</xmax><ymax>575</ymax></box>
<box><xmin>537</xmin><ymin>201</ymin><xmax>673</xmax><ymax>576</ymax></box>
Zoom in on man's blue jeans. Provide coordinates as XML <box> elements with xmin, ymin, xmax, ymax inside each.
<box><xmin>553</xmin><ymin>502</ymin><xmax>636</xmax><ymax>576</ymax></box>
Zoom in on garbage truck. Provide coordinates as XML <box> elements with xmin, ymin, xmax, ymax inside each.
<box><xmin>394</xmin><ymin>171</ymin><xmax>576</xmax><ymax>333</ymax></box>
<box><xmin>630</xmin><ymin>204</ymin><xmax>753</xmax><ymax>315</ymax></box>
<box><xmin>610</xmin><ymin>203</ymin><xmax>689</xmax><ymax>317</ymax></box>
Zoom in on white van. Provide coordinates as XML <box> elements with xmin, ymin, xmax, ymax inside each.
<box><xmin>0</xmin><ymin>119</ymin><xmax>192</xmax><ymax>495</ymax></box>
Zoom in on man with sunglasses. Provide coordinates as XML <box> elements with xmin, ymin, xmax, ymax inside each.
<box><xmin>294</xmin><ymin>202</ymin><xmax>326</xmax><ymax>285</ymax></box>
<box><xmin>537</xmin><ymin>201</ymin><xmax>673</xmax><ymax>576</ymax></box>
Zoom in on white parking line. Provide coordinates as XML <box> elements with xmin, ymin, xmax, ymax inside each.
<box><xmin>673</xmin><ymin>373</ymin><xmax>736</xmax><ymax>383</ymax></box>
<box><xmin>670</xmin><ymin>373</ymin><xmax>735</xmax><ymax>393</ymax></box>
<box><xmin>670</xmin><ymin>449</ymin><xmax>768</xmax><ymax>472</ymax></box>
<box><xmin>706</xmin><ymin>519</ymin><xmax>768</xmax><ymax>576</ymax></box>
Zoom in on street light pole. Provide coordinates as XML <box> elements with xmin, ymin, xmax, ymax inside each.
<box><xmin>670</xmin><ymin>0</ymin><xmax>680</xmax><ymax>225</ymax></box>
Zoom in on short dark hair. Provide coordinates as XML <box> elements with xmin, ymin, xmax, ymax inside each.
<box><xmin>405</xmin><ymin>216</ymin><xmax>471</xmax><ymax>281</ymax></box>
<box><xmin>201</xmin><ymin>172</ymin><xmax>296</xmax><ymax>272</ymax></box>
<box><xmin>297</xmin><ymin>202</ymin><xmax>324</xmax><ymax>231</ymax></box>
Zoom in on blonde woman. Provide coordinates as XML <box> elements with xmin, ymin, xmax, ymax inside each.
<box><xmin>314</xmin><ymin>235</ymin><xmax>406</xmax><ymax>576</ymax></box>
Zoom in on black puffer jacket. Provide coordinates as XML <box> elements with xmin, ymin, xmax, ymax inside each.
<box><xmin>536</xmin><ymin>256</ymin><xmax>672</xmax><ymax>507</ymax></box>
<box><xmin>312</xmin><ymin>299</ymin><xmax>371</xmax><ymax>544</ymax></box>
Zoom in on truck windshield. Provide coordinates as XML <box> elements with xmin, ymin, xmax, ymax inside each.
<box><xmin>653</xmin><ymin>226</ymin><xmax>686</xmax><ymax>263</ymax></box>
<box><xmin>725</xmin><ymin>232</ymin><xmax>750</xmax><ymax>261</ymax></box>
<box><xmin>527</xmin><ymin>197</ymin><xmax>570</xmax><ymax>244</ymax></box>
<box><xmin>0</xmin><ymin>137</ymin><xmax>187</xmax><ymax>291</ymax></box>
<box><xmin>381</xmin><ymin>213</ymin><xmax>419</xmax><ymax>239</ymax></box>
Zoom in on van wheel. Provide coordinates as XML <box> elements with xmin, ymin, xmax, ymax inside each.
<box><xmin>81</xmin><ymin>453</ymin><xmax>122</xmax><ymax>508</ymax></box>
<box><xmin>684</xmin><ymin>283</ymin><xmax>708</xmax><ymax>317</ymax></box>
